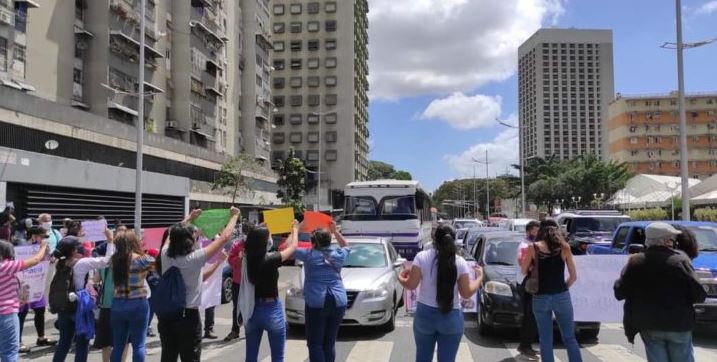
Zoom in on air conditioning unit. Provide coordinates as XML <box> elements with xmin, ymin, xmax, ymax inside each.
<box><xmin>76</xmin><ymin>40</ymin><xmax>89</xmax><ymax>50</ymax></box>
<box><xmin>192</xmin><ymin>122</ymin><xmax>201</xmax><ymax>130</ymax></box>
<box><xmin>0</xmin><ymin>10</ymin><xmax>13</xmax><ymax>26</ymax></box>
<box><xmin>166</xmin><ymin>121</ymin><xmax>177</xmax><ymax>128</ymax></box>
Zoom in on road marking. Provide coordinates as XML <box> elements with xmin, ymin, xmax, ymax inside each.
<box><xmin>695</xmin><ymin>346</ymin><xmax>717</xmax><ymax>362</ymax></box>
<box><xmin>456</xmin><ymin>342</ymin><xmax>473</xmax><ymax>361</ymax></box>
<box><xmin>394</xmin><ymin>319</ymin><xmax>477</xmax><ymax>329</ymax></box>
<box><xmin>213</xmin><ymin>316</ymin><xmax>235</xmax><ymax>326</ymax></box>
<box><xmin>601</xmin><ymin>323</ymin><xmax>624</xmax><ymax>331</ymax></box>
<box><xmin>584</xmin><ymin>344</ymin><xmax>645</xmax><ymax>362</ymax></box>
<box><xmin>504</xmin><ymin>343</ymin><xmax>564</xmax><ymax>362</ymax></box>
<box><xmin>261</xmin><ymin>339</ymin><xmax>308</xmax><ymax>362</ymax></box>
<box><xmin>346</xmin><ymin>341</ymin><xmax>393</xmax><ymax>362</ymax></box>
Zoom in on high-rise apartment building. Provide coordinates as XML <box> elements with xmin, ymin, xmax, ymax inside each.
<box><xmin>608</xmin><ymin>92</ymin><xmax>717</xmax><ymax>179</ymax></box>
<box><xmin>519</xmin><ymin>29</ymin><xmax>614</xmax><ymax>160</ymax></box>
<box><xmin>0</xmin><ymin>0</ymin><xmax>39</xmax><ymax>92</ymax></box>
<box><xmin>269</xmin><ymin>0</ymin><xmax>369</xmax><ymax>209</ymax></box>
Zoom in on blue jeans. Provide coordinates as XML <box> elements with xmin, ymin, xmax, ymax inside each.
<box><xmin>413</xmin><ymin>302</ymin><xmax>464</xmax><ymax>362</ymax></box>
<box><xmin>110</xmin><ymin>298</ymin><xmax>150</xmax><ymax>362</ymax></box>
<box><xmin>641</xmin><ymin>330</ymin><xmax>694</xmax><ymax>362</ymax></box>
<box><xmin>533</xmin><ymin>291</ymin><xmax>582</xmax><ymax>362</ymax></box>
<box><xmin>53</xmin><ymin>312</ymin><xmax>90</xmax><ymax>362</ymax></box>
<box><xmin>0</xmin><ymin>313</ymin><xmax>19</xmax><ymax>362</ymax></box>
<box><xmin>305</xmin><ymin>294</ymin><xmax>346</xmax><ymax>362</ymax></box>
<box><xmin>245</xmin><ymin>299</ymin><xmax>286</xmax><ymax>362</ymax></box>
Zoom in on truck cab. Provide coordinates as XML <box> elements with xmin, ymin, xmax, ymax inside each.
<box><xmin>555</xmin><ymin>210</ymin><xmax>631</xmax><ymax>255</ymax></box>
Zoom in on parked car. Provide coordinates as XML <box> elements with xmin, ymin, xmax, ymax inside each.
<box><xmin>221</xmin><ymin>264</ymin><xmax>233</xmax><ymax>304</ymax></box>
<box><xmin>452</xmin><ymin>218</ymin><xmax>483</xmax><ymax>230</ymax></box>
<box><xmin>555</xmin><ymin>210</ymin><xmax>630</xmax><ymax>255</ymax></box>
<box><xmin>285</xmin><ymin>238</ymin><xmax>406</xmax><ymax>331</ymax></box>
<box><xmin>588</xmin><ymin>221</ymin><xmax>717</xmax><ymax>325</ymax></box>
<box><xmin>463</xmin><ymin>226</ymin><xmax>504</xmax><ymax>252</ymax></box>
<box><xmin>503</xmin><ymin>218</ymin><xmax>538</xmax><ymax>232</ymax></box>
<box><xmin>456</xmin><ymin>228</ymin><xmax>469</xmax><ymax>248</ymax></box>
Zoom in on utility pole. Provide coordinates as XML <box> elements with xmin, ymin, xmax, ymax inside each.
<box><xmin>472</xmin><ymin>150</ymin><xmax>491</xmax><ymax>218</ymax></box>
<box><xmin>135</xmin><ymin>0</ymin><xmax>146</xmax><ymax>238</ymax></box>
<box><xmin>676</xmin><ymin>0</ymin><xmax>689</xmax><ymax>221</ymax></box>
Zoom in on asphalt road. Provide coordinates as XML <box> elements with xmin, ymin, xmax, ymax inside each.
<box><xmin>20</xmin><ymin>267</ymin><xmax>717</xmax><ymax>361</ymax></box>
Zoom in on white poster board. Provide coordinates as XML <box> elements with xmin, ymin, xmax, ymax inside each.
<box><xmin>15</xmin><ymin>245</ymin><xmax>50</xmax><ymax>303</ymax></box>
<box><xmin>200</xmin><ymin>261</ymin><xmax>226</xmax><ymax>311</ymax></box>
<box><xmin>81</xmin><ymin>219</ymin><xmax>108</xmax><ymax>242</ymax></box>
<box><xmin>570</xmin><ymin>255</ymin><xmax>628</xmax><ymax>323</ymax></box>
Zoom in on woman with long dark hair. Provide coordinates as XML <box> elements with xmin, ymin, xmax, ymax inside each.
<box><xmin>520</xmin><ymin>219</ymin><xmax>581</xmax><ymax>362</ymax></box>
<box><xmin>672</xmin><ymin>224</ymin><xmax>699</xmax><ymax>259</ymax></box>
<box><xmin>110</xmin><ymin>231</ymin><xmax>154</xmax><ymax>362</ymax></box>
<box><xmin>240</xmin><ymin>221</ymin><xmax>299</xmax><ymax>362</ymax></box>
<box><xmin>398</xmin><ymin>224</ymin><xmax>483</xmax><ymax>362</ymax></box>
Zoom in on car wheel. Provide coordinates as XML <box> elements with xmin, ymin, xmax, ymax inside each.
<box><xmin>221</xmin><ymin>277</ymin><xmax>233</xmax><ymax>304</ymax></box>
<box><xmin>382</xmin><ymin>299</ymin><xmax>396</xmax><ymax>332</ymax></box>
<box><xmin>477</xmin><ymin>305</ymin><xmax>493</xmax><ymax>336</ymax></box>
<box><xmin>287</xmin><ymin>323</ymin><xmax>303</xmax><ymax>334</ymax></box>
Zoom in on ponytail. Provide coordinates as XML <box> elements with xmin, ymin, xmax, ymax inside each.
<box><xmin>434</xmin><ymin>224</ymin><xmax>457</xmax><ymax>314</ymax></box>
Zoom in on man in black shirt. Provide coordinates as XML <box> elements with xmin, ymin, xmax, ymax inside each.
<box><xmin>517</xmin><ymin>221</ymin><xmax>540</xmax><ymax>359</ymax></box>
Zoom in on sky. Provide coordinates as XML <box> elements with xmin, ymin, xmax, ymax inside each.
<box><xmin>366</xmin><ymin>0</ymin><xmax>717</xmax><ymax>192</ymax></box>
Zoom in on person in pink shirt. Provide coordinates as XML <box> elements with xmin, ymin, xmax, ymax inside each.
<box><xmin>224</xmin><ymin>223</ymin><xmax>250</xmax><ymax>342</ymax></box>
<box><xmin>0</xmin><ymin>238</ymin><xmax>48</xmax><ymax>362</ymax></box>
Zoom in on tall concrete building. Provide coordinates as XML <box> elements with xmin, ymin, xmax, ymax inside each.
<box><xmin>269</xmin><ymin>0</ymin><xmax>369</xmax><ymax>209</ymax></box>
<box><xmin>0</xmin><ymin>0</ymin><xmax>39</xmax><ymax>92</ymax></box>
<box><xmin>518</xmin><ymin>29</ymin><xmax>614</xmax><ymax>160</ymax></box>
<box><xmin>608</xmin><ymin>92</ymin><xmax>717</xmax><ymax>179</ymax></box>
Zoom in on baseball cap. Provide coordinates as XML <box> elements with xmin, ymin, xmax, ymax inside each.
<box><xmin>646</xmin><ymin>222</ymin><xmax>682</xmax><ymax>242</ymax></box>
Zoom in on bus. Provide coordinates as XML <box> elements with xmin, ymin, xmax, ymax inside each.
<box><xmin>340</xmin><ymin>180</ymin><xmax>434</xmax><ymax>260</ymax></box>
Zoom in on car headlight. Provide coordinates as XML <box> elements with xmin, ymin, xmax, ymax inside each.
<box><xmin>362</xmin><ymin>288</ymin><xmax>389</xmax><ymax>299</ymax></box>
<box><xmin>484</xmin><ymin>281</ymin><xmax>513</xmax><ymax>297</ymax></box>
<box><xmin>287</xmin><ymin>287</ymin><xmax>303</xmax><ymax>297</ymax></box>
<box><xmin>362</xmin><ymin>274</ymin><xmax>392</xmax><ymax>299</ymax></box>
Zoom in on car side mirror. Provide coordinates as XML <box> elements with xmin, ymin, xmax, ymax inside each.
<box><xmin>559</xmin><ymin>225</ymin><xmax>568</xmax><ymax>235</ymax></box>
<box><xmin>393</xmin><ymin>258</ymin><xmax>407</xmax><ymax>268</ymax></box>
<box><xmin>628</xmin><ymin>244</ymin><xmax>645</xmax><ymax>254</ymax></box>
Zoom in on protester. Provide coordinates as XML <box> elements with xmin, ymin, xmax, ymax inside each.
<box><xmin>398</xmin><ymin>224</ymin><xmax>483</xmax><ymax>362</ymax></box>
<box><xmin>294</xmin><ymin>221</ymin><xmax>349</xmax><ymax>362</ymax></box>
<box><xmin>614</xmin><ymin>222</ymin><xmax>706</xmax><ymax>362</ymax></box>
<box><xmin>224</xmin><ymin>223</ymin><xmax>250</xmax><ymax>342</ymax></box>
<box><xmin>516</xmin><ymin>220</ymin><xmax>540</xmax><ymax>359</ymax></box>
<box><xmin>17</xmin><ymin>226</ymin><xmax>57</xmax><ymax>353</ymax></box>
<box><xmin>158</xmin><ymin>207</ymin><xmax>239</xmax><ymax>362</ymax></box>
<box><xmin>0</xmin><ymin>207</ymin><xmax>15</xmax><ymax>241</ymax></box>
<box><xmin>520</xmin><ymin>219</ymin><xmax>581</xmax><ymax>362</ymax></box>
<box><xmin>51</xmin><ymin>229</ymin><xmax>115</xmax><ymax>362</ymax></box>
<box><xmin>145</xmin><ymin>248</ymin><xmax>160</xmax><ymax>338</ymax></box>
<box><xmin>38</xmin><ymin>213</ymin><xmax>62</xmax><ymax>253</ymax></box>
<box><xmin>240</xmin><ymin>221</ymin><xmax>299</xmax><ymax>362</ymax></box>
<box><xmin>12</xmin><ymin>218</ymin><xmax>34</xmax><ymax>246</ymax></box>
<box><xmin>201</xmin><ymin>248</ymin><xmax>229</xmax><ymax>340</ymax></box>
<box><xmin>110</xmin><ymin>230</ymin><xmax>155</xmax><ymax>362</ymax></box>
<box><xmin>672</xmin><ymin>224</ymin><xmax>699</xmax><ymax>260</ymax></box>
<box><xmin>0</xmin><ymin>237</ymin><xmax>48</xmax><ymax>362</ymax></box>
<box><xmin>93</xmin><ymin>243</ymin><xmax>126</xmax><ymax>362</ymax></box>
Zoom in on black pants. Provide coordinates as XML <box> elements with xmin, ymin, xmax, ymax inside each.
<box><xmin>230</xmin><ymin>283</ymin><xmax>243</xmax><ymax>333</ymax></box>
<box><xmin>18</xmin><ymin>307</ymin><xmax>46</xmax><ymax>343</ymax></box>
<box><xmin>158</xmin><ymin>309</ymin><xmax>202</xmax><ymax>362</ymax></box>
<box><xmin>518</xmin><ymin>282</ymin><xmax>538</xmax><ymax>349</ymax></box>
<box><xmin>204</xmin><ymin>307</ymin><xmax>215</xmax><ymax>333</ymax></box>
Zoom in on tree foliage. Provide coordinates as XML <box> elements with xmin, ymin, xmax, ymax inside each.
<box><xmin>276</xmin><ymin>148</ymin><xmax>307</xmax><ymax>213</ymax></box>
<box><xmin>433</xmin><ymin>176</ymin><xmax>517</xmax><ymax>217</ymax></box>
<box><xmin>367</xmin><ymin>160</ymin><xmax>413</xmax><ymax>181</ymax></box>
<box><xmin>212</xmin><ymin>154</ymin><xmax>266</xmax><ymax>205</ymax></box>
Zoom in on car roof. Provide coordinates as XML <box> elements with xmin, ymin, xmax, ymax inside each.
<box><xmin>616</xmin><ymin>221</ymin><xmax>717</xmax><ymax>228</ymax></box>
<box><xmin>344</xmin><ymin>237</ymin><xmax>388</xmax><ymax>244</ymax></box>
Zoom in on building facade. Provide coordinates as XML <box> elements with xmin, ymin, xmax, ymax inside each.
<box><xmin>608</xmin><ymin>92</ymin><xmax>717</xmax><ymax>179</ymax></box>
<box><xmin>0</xmin><ymin>0</ymin><xmax>38</xmax><ymax>92</ymax></box>
<box><xmin>518</xmin><ymin>28</ymin><xmax>614</xmax><ymax>160</ymax></box>
<box><xmin>269</xmin><ymin>0</ymin><xmax>369</xmax><ymax>209</ymax></box>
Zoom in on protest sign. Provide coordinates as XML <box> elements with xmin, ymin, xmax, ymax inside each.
<box><xmin>141</xmin><ymin>227</ymin><xmax>167</xmax><ymax>251</ymax></box>
<box><xmin>200</xmin><ymin>261</ymin><xmax>225</xmax><ymax>311</ymax></box>
<box><xmin>193</xmin><ymin>209</ymin><xmax>231</xmax><ymax>239</ymax></box>
<box><xmin>570</xmin><ymin>255</ymin><xmax>628</xmax><ymax>323</ymax></box>
<box><xmin>263</xmin><ymin>208</ymin><xmax>294</xmax><ymax>234</ymax></box>
<box><xmin>300</xmin><ymin>211</ymin><xmax>332</xmax><ymax>233</ymax></box>
<box><xmin>15</xmin><ymin>245</ymin><xmax>49</xmax><ymax>303</ymax></box>
<box><xmin>81</xmin><ymin>219</ymin><xmax>108</xmax><ymax>242</ymax></box>
<box><xmin>403</xmin><ymin>260</ymin><xmax>479</xmax><ymax>314</ymax></box>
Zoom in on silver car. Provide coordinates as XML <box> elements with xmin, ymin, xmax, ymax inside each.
<box><xmin>285</xmin><ymin>238</ymin><xmax>406</xmax><ymax>331</ymax></box>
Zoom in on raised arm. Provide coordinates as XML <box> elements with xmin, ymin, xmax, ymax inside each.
<box><xmin>330</xmin><ymin>221</ymin><xmax>348</xmax><ymax>248</ymax></box>
<box><xmin>21</xmin><ymin>239</ymin><xmax>48</xmax><ymax>270</ymax></box>
<box><xmin>457</xmin><ymin>265</ymin><xmax>484</xmax><ymax>299</ymax></box>
<box><xmin>203</xmin><ymin>250</ymin><xmax>228</xmax><ymax>281</ymax></box>
<box><xmin>562</xmin><ymin>243</ymin><xmax>577</xmax><ymax>288</ymax></box>
<box><xmin>202</xmin><ymin>207</ymin><xmax>241</xmax><ymax>261</ymax></box>
<box><xmin>279</xmin><ymin>221</ymin><xmax>300</xmax><ymax>262</ymax></box>
<box><xmin>182</xmin><ymin>208</ymin><xmax>202</xmax><ymax>225</ymax></box>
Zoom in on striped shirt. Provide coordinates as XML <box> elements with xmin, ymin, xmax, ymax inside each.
<box><xmin>0</xmin><ymin>260</ymin><xmax>25</xmax><ymax>315</ymax></box>
<box><xmin>114</xmin><ymin>255</ymin><xmax>155</xmax><ymax>299</ymax></box>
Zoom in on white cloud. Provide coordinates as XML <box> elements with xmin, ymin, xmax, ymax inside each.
<box><xmin>420</xmin><ymin>93</ymin><xmax>502</xmax><ymax>130</ymax></box>
<box><xmin>443</xmin><ymin>123</ymin><xmax>520</xmax><ymax>178</ymax></box>
<box><xmin>368</xmin><ymin>0</ymin><xmax>566</xmax><ymax>100</ymax></box>
<box><xmin>695</xmin><ymin>1</ymin><xmax>717</xmax><ymax>15</ymax></box>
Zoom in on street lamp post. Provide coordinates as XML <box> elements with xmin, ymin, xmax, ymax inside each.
<box><xmin>497</xmin><ymin>120</ymin><xmax>526</xmax><ymax>217</ymax></box>
<box><xmin>571</xmin><ymin>196</ymin><xmax>582</xmax><ymax>209</ymax></box>
<box><xmin>472</xmin><ymin>149</ymin><xmax>491</xmax><ymax>218</ymax></box>
<box><xmin>593</xmin><ymin>193</ymin><xmax>605</xmax><ymax>209</ymax></box>
<box><xmin>311</xmin><ymin>108</ymin><xmax>334</xmax><ymax>211</ymax></box>
<box><xmin>135</xmin><ymin>0</ymin><xmax>146</xmax><ymax>238</ymax></box>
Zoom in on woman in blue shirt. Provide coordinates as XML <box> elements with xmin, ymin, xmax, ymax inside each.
<box><xmin>294</xmin><ymin>221</ymin><xmax>350</xmax><ymax>362</ymax></box>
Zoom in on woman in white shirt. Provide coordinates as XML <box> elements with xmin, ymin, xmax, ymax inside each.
<box><xmin>398</xmin><ymin>224</ymin><xmax>483</xmax><ymax>362</ymax></box>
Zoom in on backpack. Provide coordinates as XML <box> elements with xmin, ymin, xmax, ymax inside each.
<box><xmin>151</xmin><ymin>266</ymin><xmax>186</xmax><ymax>318</ymax></box>
<box><xmin>49</xmin><ymin>265</ymin><xmax>76</xmax><ymax>314</ymax></box>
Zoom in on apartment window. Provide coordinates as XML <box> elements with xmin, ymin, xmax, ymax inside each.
<box><xmin>273</xmin><ymin>41</ymin><xmax>285</xmax><ymax>52</ymax></box>
<box><xmin>273</xmin><ymin>77</ymin><xmax>285</xmax><ymax>89</ymax></box>
<box><xmin>290</xmin><ymin>59</ymin><xmax>302</xmax><ymax>69</ymax></box>
<box><xmin>325</xmin><ymin>113</ymin><xmax>337</xmax><ymax>124</ymax></box>
<box><xmin>325</xmin><ymin>57</ymin><xmax>337</xmax><ymax>68</ymax></box>
<box><xmin>325</xmin><ymin>94</ymin><xmax>337</xmax><ymax>106</ymax></box>
<box><xmin>0</xmin><ymin>38</ymin><xmax>7</xmax><ymax>72</ymax></box>
<box><xmin>290</xmin><ymin>22</ymin><xmax>302</xmax><ymax>33</ymax></box>
<box><xmin>325</xmin><ymin>20</ymin><xmax>337</xmax><ymax>32</ymax></box>
<box><xmin>307</xmin><ymin>150</ymin><xmax>320</xmax><ymax>162</ymax></box>
<box><xmin>290</xmin><ymin>114</ymin><xmax>302</xmax><ymax>125</ymax></box>
<box><xmin>13</xmin><ymin>44</ymin><xmax>26</xmax><ymax>78</ymax></box>
<box><xmin>307</xmin><ymin>21</ymin><xmax>320</xmax><ymax>32</ymax></box>
<box><xmin>326</xmin><ymin>150</ymin><xmax>338</xmax><ymax>161</ymax></box>
<box><xmin>272</xmin><ymin>151</ymin><xmax>285</xmax><ymax>164</ymax></box>
<box><xmin>308</xmin><ymin>40</ymin><xmax>320</xmax><ymax>51</ymax></box>
<box><xmin>294</xmin><ymin>151</ymin><xmax>303</xmax><ymax>159</ymax></box>
<box><xmin>326</xmin><ymin>2</ymin><xmax>337</xmax><ymax>13</ymax></box>
<box><xmin>325</xmin><ymin>76</ymin><xmax>337</xmax><ymax>87</ymax></box>
<box><xmin>307</xmin><ymin>76</ymin><xmax>320</xmax><ymax>87</ymax></box>
<box><xmin>326</xmin><ymin>131</ymin><xmax>337</xmax><ymax>142</ymax></box>
<box><xmin>73</xmin><ymin>68</ymin><xmax>82</xmax><ymax>84</ymax></box>
<box><xmin>307</xmin><ymin>132</ymin><xmax>320</xmax><ymax>143</ymax></box>
<box><xmin>307</xmin><ymin>114</ymin><xmax>319</xmax><ymax>124</ymax></box>
<box><xmin>290</xmin><ymin>3</ymin><xmax>302</xmax><ymax>14</ymax></box>
<box><xmin>273</xmin><ymin>23</ymin><xmax>285</xmax><ymax>34</ymax></box>
<box><xmin>326</xmin><ymin>39</ymin><xmax>337</xmax><ymax>50</ymax></box>
<box><xmin>272</xmin><ymin>133</ymin><xmax>285</xmax><ymax>144</ymax></box>
<box><xmin>273</xmin><ymin>5</ymin><xmax>285</xmax><ymax>15</ymax></box>
<box><xmin>308</xmin><ymin>94</ymin><xmax>320</xmax><ymax>106</ymax></box>
<box><xmin>307</xmin><ymin>58</ymin><xmax>320</xmax><ymax>69</ymax></box>
<box><xmin>308</xmin><ymin>2</ymin><xmax>320</xmax><ymax>14</ymax></box>
<box><xmin>273</xmin><ymin>114</ymin><xmax>285</xmax><ymax>126</ymax></box>
<box><xmin>290</xmin><ymin>95</ymin><xmax>303</xmax><ymax>107</ymax></box>
<box><xmin>273</xmin><ymin>59</ymin><xmax>285</xmax><ymax>70</ymax></box>
<box><xmin>290</xmin><ymin>40</ymin><xmax>302</xmax><ymax>52</ymax></box>
<box><xmin>290</xmin><ymin>132</ymin><xmax>303</xmax><ymax>143</ymax></box>
<box><xmin>290</xmin><ymin>76</ymin><xmax>302</xmax><ymax>88</ymax></box>
<box><xmin>274</xmin><ymin>96</ymin><xmax>285</xmax><ymax>107</ymax></box>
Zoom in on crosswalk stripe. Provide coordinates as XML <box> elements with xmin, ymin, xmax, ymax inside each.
<box><xmin>695</xmin><ymin>346</ymin><xmax>717</xmax><ymax>362</ymax></box>
<box><xmin>346</xmin><ymin>341</ymin><xmax>393</xmax><ymax>362</ymax></box>
<box><xmin>261</xmin><ymin>339</ymin><xmax>308</xmax><ymax>362</ymax></box>
<box><xmin>431</xmin><ymin>343</ymin><xmax>472</xmax><ymax>362</ymax></box>
<box><xmin>504</xmin><ymin>343</ymin><xmax>564</xmax><ymax>362</ymax></box>
<box><xmin>584</xmin><ymin>344</ymin><xmax>645</xmax><ymax>362</ymax></box>
<box><xmin>601</xmin><ymin>323</ymin><xmax>624</xmax><ymax>331</ymax></box>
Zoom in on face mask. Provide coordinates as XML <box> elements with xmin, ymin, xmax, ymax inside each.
<box><xmin>42</xmin><ymin>222</ymin><xmax>53</xmax><ymax>230</ymax></box>
<box><xmin>527</xmin><ymin>234</ymin><xmax>536</xmax><ymax>242</ymax></box>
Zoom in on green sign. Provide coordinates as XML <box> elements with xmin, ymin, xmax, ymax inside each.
<box><xmin>193</xmin><ymin>209</ymin><xmax>232</xmax><ymax>239</ymax></box>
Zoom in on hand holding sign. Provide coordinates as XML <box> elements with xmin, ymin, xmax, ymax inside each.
<box><xmin>193</xmin><ymin>209</ymin><xmax>231</xmax><ymax>239</ymax></box>
<box><xmin>263</xmin><ymin>208</ymin><xmax>295</xmax><ymax>234</ymax></box>
<box><xmin>81</xmin><ymin>219</ymin><xmax>108</xmax><ymax>242</ymax></box>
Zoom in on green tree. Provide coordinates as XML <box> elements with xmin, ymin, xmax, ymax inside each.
<box><xmin>276</xmin><ymin>149</ymin><xmax>307</xmax><ymax>213</ymax></box>
<box><xmin>392</xmin><ymin>170</ymin><xmax>413</xmax><ymax>180</ymax></box>
<box><xmin>367</xmin><ymin>160</ymin><xmax>413</xmax><ymax>180</ymax></box>
<box><xmin>212</xmin><ymin>154</ymin><xmax>265</xmax><ymax>205</ymax></box>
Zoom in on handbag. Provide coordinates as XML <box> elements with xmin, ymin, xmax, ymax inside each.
<box><xmin>524</xmin><ymin>244</ymin><xmax>540</xmax><ymax>294</ymax></box>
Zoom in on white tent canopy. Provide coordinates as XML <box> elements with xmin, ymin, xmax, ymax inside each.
<box><xmin>606</xmin><ymin>174</ymin><xmax>701</xmax><ymax>209</ymax></box>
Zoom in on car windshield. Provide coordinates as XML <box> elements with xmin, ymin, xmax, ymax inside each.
<box><xmin>483</xmin><ymin>239</ymin><xmax>520</xmax><ymax>266</ymax></box>
<box><xmin>688</xmin><ymin>227</ymin><xmax>717</xmax><ymax>251</ymax></box>
<box><xmin>574</xmin><ymin>217</ymin><xmax>628</xmax><ymax>233</ymax></box>
<box><xmin>454</xmin><ymin>221</ymin><xmax>478</xmax><ymax>229</ymax></box>
<box><xmin>380</xmin><ymin>196</ymin><xmax>418</xmax><ymax>220</ymax></box>
<box><xmin>342</xmin><ymin>243</ymin><xmax>387</xmax><ymax>268</ymax></box>
<box><xmin>456</xmin><ymin>229</ymin><xmax>468</xmax><ymax>240</ymax></box>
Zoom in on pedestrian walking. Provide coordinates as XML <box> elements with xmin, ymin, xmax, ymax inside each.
<box><xmin>240</xmin><ymin>221</ymin><xmax>299</xmax><ymax>362</ymax></box>
<box><xmin>17</xmin><ymin>226</ymin><xmax>57</xmax><ymax>353</ymax></box>
<box><xmin>294</xmin><ymin>221</ymin><xmax>350</xmax><ymax>362</ymax></box>
<box><xmin>110</xmin><ymin>230</ymin><xmax>155</xmax><ymax>362</ymax></box>
<box><xmin>398</xmin><ymin>224</ymin><xmax>483</xmax><ymax>362</ymax></box>
<box><xmin>0</xmin><ymin>237</ymin><xmax>48</xmax><ymax>362</ymax></box>
<box><xmin>614</xmin><ymin>222</ymin><xmax>706</xmax><ymax>362</ymax></box>
<box><xmin>223</xmin><ymin>224</ymin><xmax>249</xmax><ymax>342</ymax></box>
<box><xmin>520</xmin><ymin>219</ymin><xmax>581</xmax><ymax>362</ymax></box>
<box><xmin>516</xmin><ymin>220</ymin><xmax>540</xmax><ymax>359</ymax></box>
<box><xmin>51</xmin><ymin>229</ymin><xmax>115</xmax><ymax>362</ymax></box>
<box><xmin>157</xmin><ymin>207</ymin><xmax>239</xmax><ymax>362</ymax></box>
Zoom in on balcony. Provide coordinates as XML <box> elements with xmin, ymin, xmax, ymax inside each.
<box><xmin>108</xmin><ymin>92</ymin><xmax>139</xmax><ymax>117</ymax></box>
<box><xmin>109</xmin><ymin>28</ymin><xmax>163</xmax><ymax>59</ymax></box>
<box><xmin>0</xmin><ymin>5</ymin><xmax>13</xmax><ymax>27</ymax></box>
<box><xmin>190</xmin><ymin>7</ymin><xmax>227</xmax><ymax>44</ymax></box>
<box><xmin>202</xmin><ymin>72</ymin><xmax>223</xmax><ymax>97</ymax></box>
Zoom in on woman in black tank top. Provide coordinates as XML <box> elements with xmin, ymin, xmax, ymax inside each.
<box><xmin>520</xmin><ymin>220</ymin><xmax>582</xmax><ymax>362</ymax></box>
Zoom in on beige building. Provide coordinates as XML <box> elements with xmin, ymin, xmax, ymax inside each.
<box><xmin>0</xmin><ymin>0</ymin><xmax>39</xmax><ymax>92</ymax></box>
<box><xmin>269</xmin><ymin>0</ymin><xmax>369</xmax><ymax>209</ymax></box>
<box><xmin>608</xmin><ymin>92</ymin><xmax>717</xmax><ymax>179</ymax></box>
<box><xmin>519</xmin><ymin>28</ymin><xmax>614</xmax><ymax>160</ymax></box>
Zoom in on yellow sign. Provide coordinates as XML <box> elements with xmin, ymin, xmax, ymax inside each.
<box><xmin>263</xmin><ymin>208</ymin><xmax>294</xmax><ymax>234</ymax></box>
